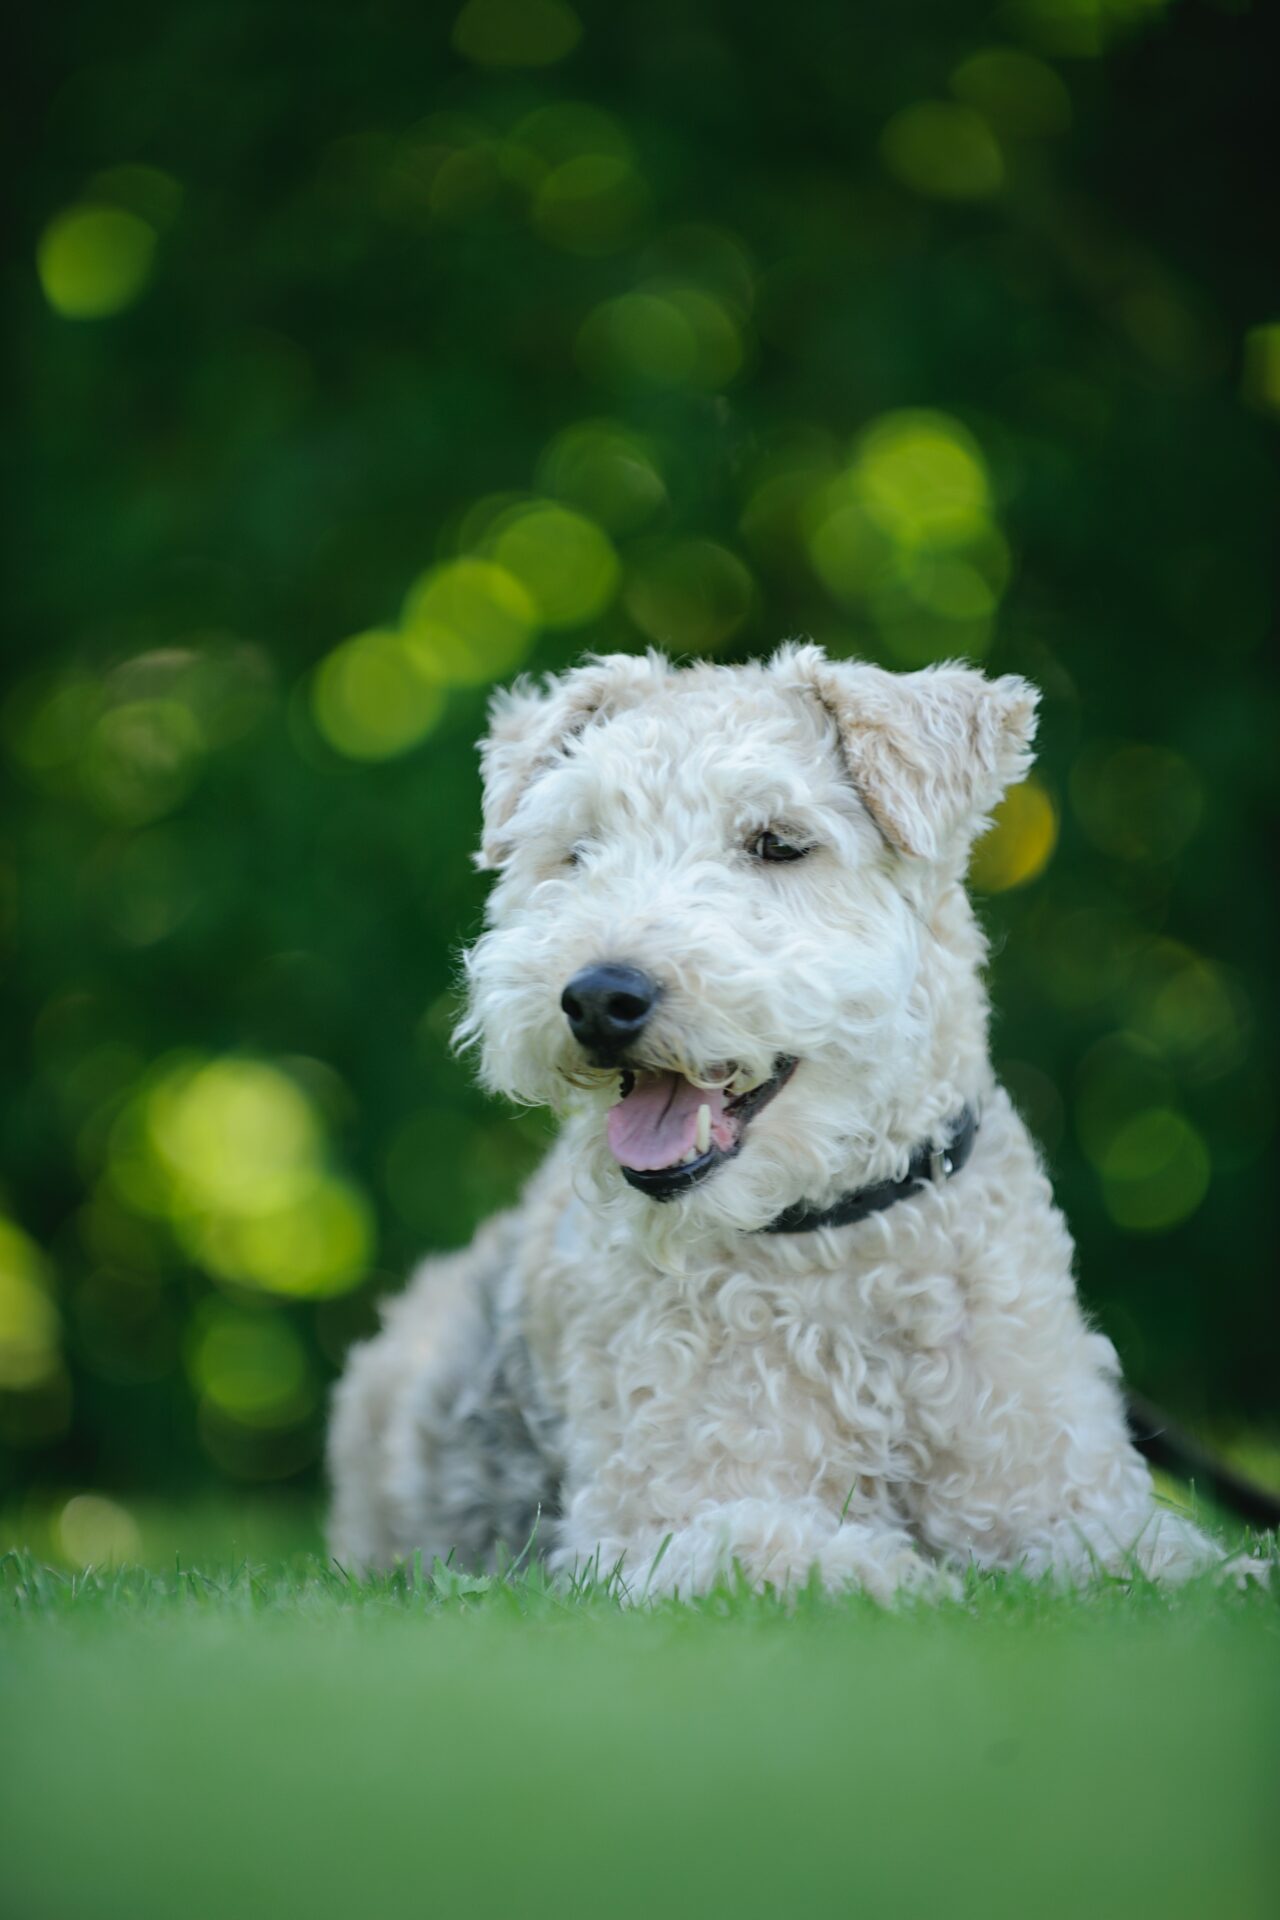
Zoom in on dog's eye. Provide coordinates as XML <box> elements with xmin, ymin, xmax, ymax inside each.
<box><xmin>564</xmin><ymin>844</ymin><xmax>584</xmax><ymax>868</ymax></box>
<box><xmin>748</xmin><ymin>830</ymin><xmax>811</xmax><ymax>864</ymax></box>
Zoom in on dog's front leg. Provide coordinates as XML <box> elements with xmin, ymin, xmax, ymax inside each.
<box><xmin>553</xmin><ymin>1496</ymin><xmax>955</xmax><ymax>1604</ymax></box>
<box><xmin>905</xmin><ymin>1354</ymin><xmax>1228</xmax><ymax>1587</ymax></box>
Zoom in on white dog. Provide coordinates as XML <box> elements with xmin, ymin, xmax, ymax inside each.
<box><xmin>328</xmin><ymin>644</ymin><xmax>1222</xmax><ymax>1600</ymax></box>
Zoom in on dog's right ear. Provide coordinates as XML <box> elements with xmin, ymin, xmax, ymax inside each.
<box><xmin>775</xmin><ymin>643</ymin><xmax>1038</xmax><ymax>864</ymax></box>
<box><xmin>478</xmin><ymin>652</ymin><xmax>666</xmax><ymax>868</ymax></box>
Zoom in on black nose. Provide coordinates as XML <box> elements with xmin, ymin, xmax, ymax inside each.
<box><xmin>561</xmin><ymin>963</ymin><xmax>659</xmax><ymax>1059</ymax></box>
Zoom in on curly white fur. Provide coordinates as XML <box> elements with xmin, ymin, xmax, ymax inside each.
<box><xmin>328</xmin><ymin>645</ymin><xmax>1225</xmax><ymax>1599</ymax></box>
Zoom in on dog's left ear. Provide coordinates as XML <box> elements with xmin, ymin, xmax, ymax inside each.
<box><xmin>776</xmin><ymin>644</ymin><xmax>1039</xmax><ymax>863</ymax></box>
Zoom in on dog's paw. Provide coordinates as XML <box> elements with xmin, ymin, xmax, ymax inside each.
<box><xmin>1214</xmin><ymin>1551</ymin><xmax>1273</xmax><ymax>1591</ymax></box>
<box><xmin>815</xmin><ymin>1525</ymin><xmax>960</xmax><ymax>1607</ymax></box>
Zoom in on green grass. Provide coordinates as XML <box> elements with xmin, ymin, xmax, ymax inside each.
<box><xmin>2</xmin><ymin>1527</ymin><xmax>1278</xmax><ymax>1920</ymax></box>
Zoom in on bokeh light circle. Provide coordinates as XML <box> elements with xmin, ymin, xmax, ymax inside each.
<box><xmin>488</xmin><ymin>502</ymin><xmax>619</xmax><ymax>627</ymax></box>
<box><xmin>109</xmin><ymin>1056</ymin><xmax>375</xmax><ymax>1299</ymax></box>
<box><xmin>970</xmin><ymin>778</ymin><xmax>1058</xmax><ymax>892</ymax></box>
<box><xmin>855</xmin><ymin>412</ymin><xmax>992</xmax><ymax>547</ymax></box>
<box><xmin>312</xmin><ymin>630</ymin><xmax>445</xmax><ymax>762</ymax></box>
<box><xmin>625</xmin><ymin>540</ymin><xmax>755</xmax><ymax>650</ymax></box>
<box><xmin>1100</xmin><ymin>1110</ymin><xmax>1211</xmax><ymax>1233</ymax></box>
<box><xmin>401</xmin><ymin>558</ymin><xmax>536</xmax><ymax>685</ymax></box>
<box><xmin>37</xmin><ymin>207</ymin><xmax>157</xmax><ymax>319</ymax></box>
<box><xmin>0</xmin><ymin>1218</ymin><xmax>60</xmax><ymax>1391</ymax></box>
<box><xmin>880</xmin><ymin>103</ymin><xmax>1004</xmax><ymax>200</ymax></box>
<box><xmin>537</xmin><ymin>419</ymin><xmax>666</xmax><ymax>534</ymax></box>
<box><xmin>533</xmin><ymin>154</ymin><xmax>650</xmax><ymax>255</ymax></box>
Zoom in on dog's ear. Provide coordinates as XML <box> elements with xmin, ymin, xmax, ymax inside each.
<box><xmin>776</xmin><ymin>643</ymin><xmax>1038</xmax><ymax>862</ymax></box>
<box><xmin>478</xmin><ymin>652</ymin><xmax>666</xmax><ymax>868</ymax></box>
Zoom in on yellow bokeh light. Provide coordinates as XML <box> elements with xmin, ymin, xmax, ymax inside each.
<box><xmin>57</xmin><ymin>1493</ymin><xmax>140</xmax><ymax>1566</ymax></box>
<box><xmin>855</xmin><ymin>411</ymin><xmax>992</xmax><ymax>547</ymax></box>
<box><xmin>970</xmin><ymin>779</ymin><xmax>1058</xmax><ymax>892</ymax></box>
<box><xmin>488</xmin><ymin>502</ymin><xmax>619</xmax><ymax>627</ymax></box>
<box><xmin>452</xmin><ymin>0</ymin><xmax>581</xmax><ymax>67</ymax></box>
<box><xmin>805</xmin><ymin>493</ymin><xmax>879</xmax><ymax>607</ymax></box>
<box><xmin>805</xmin><ymin>413</ymin><xmax>1007</xmax><ymax>656</ymax></box>
<box><xmin>187</xmin><ymin>1302</ymin><xmax>314</xmax><ymax>1427</ymax></box>
<box><xmin>880</xmin><ymin>102</ymin><xmax>1004</xmax><ymax>200</ymax></box>
<box><xmin>454</xmin><ymin>491</ymin><xmax>529</xmax><ymax>552</ymax></box>
<box><xmin>401</xmin><ymin>557</ymin><xmax>536</xmax><ymax>686</ymax></box>
<box><xmin>196</xmin><ymin>1176</ymin><xmax>374</xmax><ymax>1299</ymax></box>
<box><xmin>625</xmin><ymin>540</ymin><xmax>755</xmax><ymax>651</ymax></box>
<box><xmin>0</xmin><ymin>1217</ymin><xmax>60</xmax><ymax>1392</ymax></box>
<box><xmin>110</xmin><ymin>1055</ymin><xmax>375</xmax><ymax>1298</ymax></box>
<box><xmin>536</xmin><ymin>419</ymin><xmax>666</xmax><ymax>534</ymax></box>
<box><xmin>897</xmin><ymin>551</ymin><xmax>1000</xmax><ymax>621</ymax></box>
<box><xmin>1100</xmin><ymin>1109</ymin><xmax>1210</xmax><ymax>1233</ymax></box>
<box><xmin>37</xmin><ymin>206</ymin><xmax>157</xmax><ymax>319</ymax></box>
<box><xmin>802</xmin><ymin>408</ymin><xmax>1008</xmax><ymax>662</ymax></box>
<box><xmin>578</xmin><ymin>291</ymin><xmax>698</xmax><ymax>387</ymax></box>
<box><xmin>1241</xmin><ymin>323</ymin><xmax>1280</xmax><ymax>416</ymax></box>
<box><xmin>146</xmin><ymin>1058</ymin><xmax>320</xmax><ymax>1219</ymax></box>
<box><xmin>312</xmin><ymin>629</ymin><xmax>445</xmax><ymax>761</ymax></box>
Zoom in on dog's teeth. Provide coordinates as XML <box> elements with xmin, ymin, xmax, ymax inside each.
<box><xmin>695</xmin><ymin>1103</ymin><xmax>711</xmax><ymax>1154</ymax></box>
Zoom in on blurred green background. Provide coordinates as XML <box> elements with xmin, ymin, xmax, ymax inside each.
<box><xmin>4</xmin><ymin>0</ymin><xmax>1277</xmax><ymax>1547</ymax></box>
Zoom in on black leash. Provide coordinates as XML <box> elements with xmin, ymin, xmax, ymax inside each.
<box><xmin>1126</xmin><ymin>1391</ymin><xmax>1280</xmax><ymax>1530</ymax></box>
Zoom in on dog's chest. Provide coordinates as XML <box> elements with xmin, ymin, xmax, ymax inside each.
<box><xmin>542</xmin><ymin>1235</ymin><xmax>971</xmax><ymax>1492</ymax></box>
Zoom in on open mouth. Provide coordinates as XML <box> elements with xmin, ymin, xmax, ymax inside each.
<box><xmin>607</xmin><ymin>1057</ymin><xmax>798</xmax><ymax>1202</ymax></box>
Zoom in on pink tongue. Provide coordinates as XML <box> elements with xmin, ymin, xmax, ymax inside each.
<box><xmin>606</xmin><ymin>1072</ymin><xmax>734</xmax><ymax>1171</ymax></box>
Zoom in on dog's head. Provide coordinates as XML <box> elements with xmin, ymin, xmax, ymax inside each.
<box><xmin>459</xmin><ymin>644</ymin><xmax>1036</xmax><ymax>1236</ymax></box>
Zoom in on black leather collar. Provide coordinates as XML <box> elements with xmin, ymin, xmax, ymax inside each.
<box><xmin>761</xmin><ymin>1104</ymin><xmax>979</xmax><ymax>1235</ymax></box>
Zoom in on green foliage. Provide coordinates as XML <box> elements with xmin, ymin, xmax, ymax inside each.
<box><xmin>3</xmin><ymin>0</ymin><xmax>1277</xmax><ymax>1502</ymax></box>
